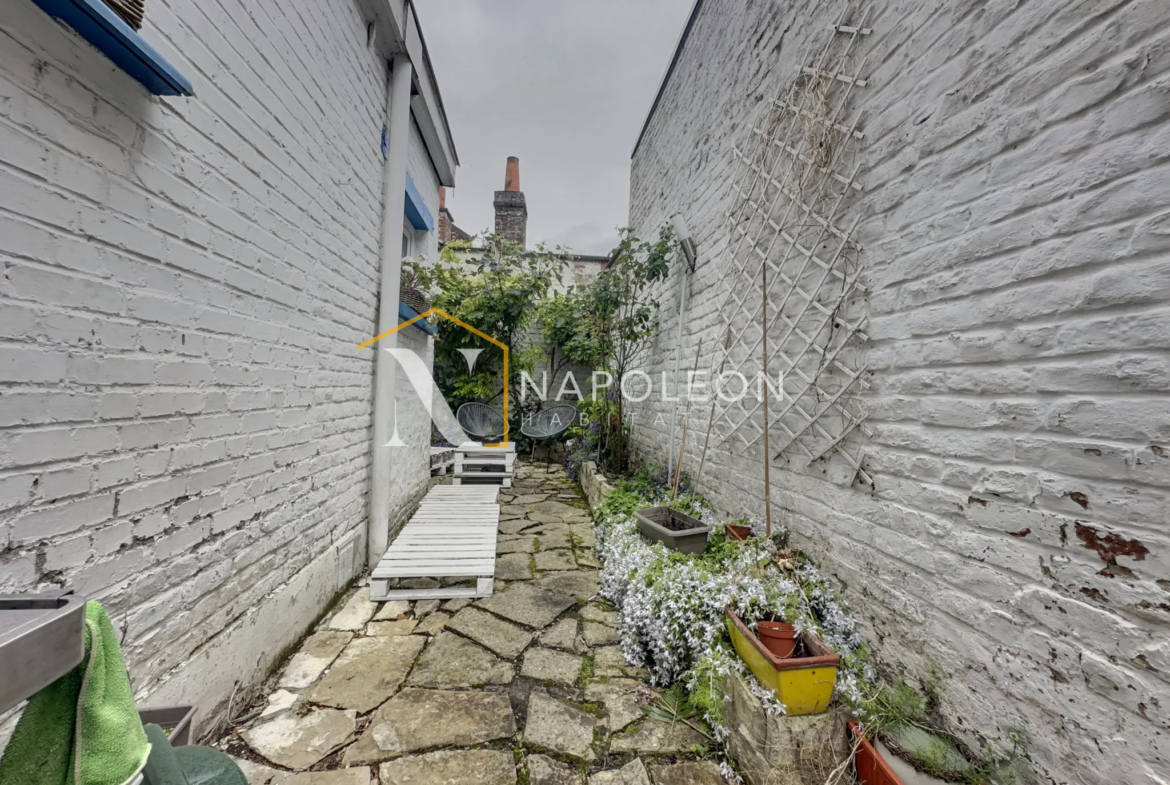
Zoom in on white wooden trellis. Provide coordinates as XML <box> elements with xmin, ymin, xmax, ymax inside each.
<box><xmin>699</xmin><ymin>5</ymin><xmax>875</xmax><ymax>488</ymax></box>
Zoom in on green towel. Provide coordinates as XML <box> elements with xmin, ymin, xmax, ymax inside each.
<box><xmin>0</xmin><ymin>602</ymin><xmax>150</xmax><ymax>785</ymax></box>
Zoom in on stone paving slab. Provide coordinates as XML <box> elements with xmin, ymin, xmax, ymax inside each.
<box><xmin>344</xmin><ymin>688</ymin><xmax>514</xmax><ymax>765</ymax></box>
<box><xmin>538</xmin><ymin>619</ymin><xmax>578</xmax><ymax>651</ymax></box>
<box><xmin>594</xmin><ymin>646</ymin><xmax>649</xmax><ymax>679</ymax></box>
<box><xmin>415</xmin><ymin>610</ymin><xmax>449</xmax><ymax>635</ymax></box>
<box><xmin>379</xmin><ymin>749</ymin><xmax>516</xmax><ymax>785</ymax></box>
<box><xmin>609</xmin><ymin>718</ymin><xmax>709</xmax><ymax>755</ymax></box>
<box><xmin>520</xmin><ymin>646</ymin><xmax>584</xmax><ymax>685</ymax></box>
<box><xmin>650</xmin><ymin>761</ymin><xmax>726</xmax><ymax>785</ymax></box>
<box><xmin>535</xmin><ymin>530</ymin><xmax>573</xmax><ymax>550</ymax></box>
<box><xmin>372</xmin><ymin>600</ymin><xmax>411</xmax><ymax>621</ymax></box>
<box><xmin>579</xmin><ymin>605</ymin><xmax>619</xmax><ymax>626</ymax></box>
<box><xmin>366</xmin><ymin>619</ymin><xmax>417</xmax><ymax>636</ymax></box>
<box><xmin>496</xmin><ymin>552</ymin><xmax>535</xmax><ymax>580</ymax></box>
<box><xmin>448</xmin><ymin>606</ymin><xmax>535</xmax><ymax>659</ymax></box>
<box><xmin>234</xmin><ymin>760</ymin><xmax>372</xmax><ymax>785</ymax></box>
<box><xmin>533</xmin><ymin>572</ymin><xmax>599</xmax><ymax>605</ymax></box>
<box><xmin>500</xmin><ymin>518</ymin><xmax>537</xmax><ymax>534</ymax></box>
<box><xmin>497</xmin><ymin>535</ymin><xmax>537</xmax><ymax>554</ymax></box>
<box><xmin>278</xmin><ymin>631</ymin><xmax>352</xmax><ymax>690</ymax></box>
<box><xmin>582</xmin><ymin>621</ymin><xmax>620</xmax><ymax>647</ymax></box>
<box><xmin>406</xmin><ymin>632</ymin><xmax>514</xmax><ymax>688</ymax></box>
<box><xmin>589</xmin><ymin>759</ymin><xmax>651</xmax><ymax>785</ymax></box>
<box><xmin>475</xmin><ymin>582</ymin><xmax>576</xmax><ymax>630</ymax></box>
<box><xmin>584</xmin><ymin>679</ymin><xmax>645</xmax><ymax>734</ymax></box>
<box><xmin>527</xmin><ymin>754</ymin><xmax>585</xmax><ymax>785</ymax></box>
<box><xmin>309</xmin><ymin>635</ymin><xmax>425</xmax><ymax>713</ymax></box>
<box><xmin>325</xmin><ymin>588</ymin><xmax>377</xmax><ymax>631</ymax></box>
<box><xmin>535</xmin><ymin>549</ymin><xmax>577</xmax><ymax>571</ymax></box>
<box><xmin>241</xmin><ymin>708</ymin><xmax>355</xmax><ymax>770</ymax></box>
<box><xmin>523</xmin><ymin>693</ymin><xmax>596</xmax><ymax>762</ymax></box>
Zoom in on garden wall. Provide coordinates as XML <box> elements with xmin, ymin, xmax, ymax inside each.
<box><xmin>0</xmin><ymin>0</ymin><xmax>436</xmax><ymax>737</ymax></box>
<box><xmin>627</xmin><ymin>1</ymin><xmax>1170</xmax><ymax>783</ymax></box>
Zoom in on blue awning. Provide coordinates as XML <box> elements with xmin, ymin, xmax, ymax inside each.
<box><xmin>31</xmin><ymin>0</ymin><xmax>194</xmax><ymax>96</ymax></box>
<box><xmin>404</xmin><ymin>173</ymin><xmax>435</xmax><ymax>233</ymax></box>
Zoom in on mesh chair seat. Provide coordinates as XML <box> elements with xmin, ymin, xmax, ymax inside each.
<box><xmin>456</xmin><ymin>402</ymin><xmax>505</xmax><ymax>443</ymax></box>
<box><xmin>520</xmin><ymin>404</ymin><xmax>578</xmax><ymax>441</ymax></box>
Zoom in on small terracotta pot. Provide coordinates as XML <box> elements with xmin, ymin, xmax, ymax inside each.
<box><xmin>755</xmin><ymin>620</ymin><xmax>798</xmax><ymax>658</ymax></box>
<box><xmin>726</xmin><ymin>524</ymin><xmax>751</xmax><ymax>541</ymax></box>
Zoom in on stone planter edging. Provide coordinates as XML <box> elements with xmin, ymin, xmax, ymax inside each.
<box><xmin>579</xmin><ymin>461</ymin><xmax>615</xmax><ymax>512</ymax></box>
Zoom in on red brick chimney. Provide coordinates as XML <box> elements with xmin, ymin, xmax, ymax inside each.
<box><xmin>504</xmin><ymin>157</ymin><xmax>520</xmax><ymax>192</ymax></box>
<box><xmin>494</xmin><ymin>157</ymin><xmax>527</xmax><ymax>247</ymax></box>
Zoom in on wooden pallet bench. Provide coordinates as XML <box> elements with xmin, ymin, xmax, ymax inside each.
<box><xmin>430</xmin><ymin>446</ymin><xmax>456</xmax><ymax>476</ymax></box>
<box><xmin>453</xmin><ymin>442</ymin><xmax>516</xmax><ymax>488</ymax></box>
<box><xmin>370</xmin><ymin>485</ymin><xmax>500</xmax><ymax>601</ymax></box>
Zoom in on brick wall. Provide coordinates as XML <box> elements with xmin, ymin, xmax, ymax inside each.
<box><xmin>0</xmin><ymin>0</ymin><xmax>437</xmax><ymax>736</ymax></box>
<box><xmin>628</xmin><ymin>1</ymin><xmax>1170</xmax><ymax>783</ymax></box>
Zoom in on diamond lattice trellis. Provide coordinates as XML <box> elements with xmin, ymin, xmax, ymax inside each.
<box><xmin>701</xmin><ymin>5</ymin><xmax>874</xmax><ymax>487</ymax></box>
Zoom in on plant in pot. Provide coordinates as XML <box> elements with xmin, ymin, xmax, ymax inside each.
<box><xmin>850</xmin><ymin>679</ymin><xmax>1025</xmax><ymax>785</ymax></box>
<box><xmin>723</xmin><ymin>519</ymin><xmax>752</xmax><ymax>541</ymax></box>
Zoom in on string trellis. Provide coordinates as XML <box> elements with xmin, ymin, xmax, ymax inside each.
<box><xmin>700</xmin><ymin>6</ymin><xmax>874</xmax><ymax>487</ymax></box>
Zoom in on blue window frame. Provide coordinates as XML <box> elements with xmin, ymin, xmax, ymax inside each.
<box><xmin>31</xmin><ymin>0</ymin><xmax>194</xmax><ymax>96</ymax></box>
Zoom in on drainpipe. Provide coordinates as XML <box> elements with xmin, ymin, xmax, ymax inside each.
<box><xmin>665</xmin><ymin>215</ymin><xmax>695</xmax><ymax>484</ymax></box>
<box><xmin>369</xmin><ymin>54</ymin><xmax>414</xmax><ymax>568</ymax></box>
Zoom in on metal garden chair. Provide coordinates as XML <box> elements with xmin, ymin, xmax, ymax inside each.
<box><xmin>520</xmin><ymin>404</ymin><xmax>578</xmax><ymax>470</ymax></box>
<box><xmin>455</xmin><ymin>402</ymin><xmax>505</xmax><ymax>444</ymax></box>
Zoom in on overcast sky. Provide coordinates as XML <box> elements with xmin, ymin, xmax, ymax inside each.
<box><xmin>415</xmin><ymin>1</ymin><xmax>694</xmax><ymax>255</ymax></box>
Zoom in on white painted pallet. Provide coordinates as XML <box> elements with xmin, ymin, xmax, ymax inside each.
<box><xmin>370</xmin><ymin>485</ymin><xmax>501</xmax><ymax>601</ymax></box>
<box><xmin>453</xmin><ymin>442</ymin><xmax>516</xmax><ymax>488</ymax></box>
<box><xmin>430</xmin><ymin>446</ymin><xmax>456</xmax><ymax>476</ymax></box>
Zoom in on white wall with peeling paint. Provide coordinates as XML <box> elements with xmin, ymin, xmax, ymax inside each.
<box><xmin>628</xmin><ymin>1</ymin><xmax>1170</xmax><ymax>783</ymax></box>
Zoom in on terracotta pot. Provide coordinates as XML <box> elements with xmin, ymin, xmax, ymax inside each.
<box><xmin>725</xmin><ymin>524</ymin><xmax>751</xmax><ymax>541</ymax></box>
<box><xmin>850</xmin><ymin>721</ymin><xmax>903</xmax><ymax>785</ymax></box>
<box><xmin>755</xmin><ymin>620</ymin><xmax>798</xmax><ymax>658</ymax></box>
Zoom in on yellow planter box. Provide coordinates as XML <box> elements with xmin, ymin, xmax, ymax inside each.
<box><xmin>726</xmin><ymin>607</ymin><xmax>839</xmax><ymax>716</ymax></box>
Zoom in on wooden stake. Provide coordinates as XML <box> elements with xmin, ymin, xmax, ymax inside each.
<box><xmin>672</xmin><ymin>339</ymin><xmax>703</xmax><ymax>499</ymax></box>
<box><xmin>761</xmin><ymin>260</ymin><xmax>773</xmax><ymax>537</ymax></box>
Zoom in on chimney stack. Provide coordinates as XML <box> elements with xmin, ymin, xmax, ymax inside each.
<box><xmin>504</xmin><ymin>156</ymin><xmax>520</xmax><ymax>192</ymax></box>
<box><xmin>494</xmin><ymin>157</ymin><xmax>527</xmax><ymax>247</ymax></box>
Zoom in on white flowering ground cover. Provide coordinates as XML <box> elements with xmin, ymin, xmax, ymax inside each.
<box><xmin>590</xmin><ymin>473</ymin><xmax>873</xmax><ymax>745</ymax></box>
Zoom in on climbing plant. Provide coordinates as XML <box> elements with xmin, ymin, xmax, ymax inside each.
<box><xmin>425</xmin><ymin>236</ymin><xmax>563</xmax><ymax>425</ymax></box>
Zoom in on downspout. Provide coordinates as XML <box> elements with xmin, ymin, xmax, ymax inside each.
<box><xmin>666</xmin><ymin>215</ymin><xmax>695</xmax><ymax>484</ymax></box>
<box><xmin>369</xmin><ymin>53</ymin><xmax>414</xmax><ymax>568</ymax></box>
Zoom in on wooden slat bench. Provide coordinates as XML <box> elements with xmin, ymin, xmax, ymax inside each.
<box><xmin>370</xmin><ymin>485</ymin><xmax>500</xmax><ymax>602</ymax></box>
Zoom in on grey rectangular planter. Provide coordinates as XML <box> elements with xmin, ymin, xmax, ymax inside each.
<box><xmin>139</xmin><ymin>705</ymin><xmax>196</xmax><ymax>747</ymax></box>
<box><xmin>635</xmin><ymin>507</ymin><xmax>710</xmax><ymax>554</ymax></box>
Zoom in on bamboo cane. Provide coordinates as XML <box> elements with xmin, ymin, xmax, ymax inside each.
<box><xmin>762</xmin><ymin>258</ymin><xmax>773</xmax><ymax>536</ymax></box>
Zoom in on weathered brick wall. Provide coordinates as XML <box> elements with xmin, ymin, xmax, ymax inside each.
<box><xmin>494</xmin><ymin>190</ymin><xmax>528</xmax><ymax>247</ymax></box>
<box><xmin>0</xmin><ymin>0</ymin><xmax>436</xmax><ymax>735</ymax></box>
<box><xmin>628</xmin><ymin>1</ymin><xmax>1170</xmax><ymax>783</ymax></box>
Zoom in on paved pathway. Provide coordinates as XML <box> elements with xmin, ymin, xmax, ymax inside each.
<box><xmin>220</xmin><ymin>463</ymin><xmax>725</xmax><ymax>785</ymax></box>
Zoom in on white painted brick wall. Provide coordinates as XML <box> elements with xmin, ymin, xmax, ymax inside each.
<box><xmin>629</xmin><ymin>2</ymin><xmax>1170</xmax><ymax>783</ymax></box>
<box><xmin>0</xmin><ymin>0</ymin><xmax>439</xmax><ymax>737</ymax></box>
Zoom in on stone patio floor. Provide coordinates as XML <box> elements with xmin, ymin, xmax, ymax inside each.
<box><xmin>218</xmin><ymin>462</ymin><xmax>726</xmax><ymax>785</ymax></box>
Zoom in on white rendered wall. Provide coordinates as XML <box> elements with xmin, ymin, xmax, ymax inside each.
<box><xmin>628</xmin><ymin>1</ymin><xmax>1170</xmax><ymax>783</ymax></box>
<box><xmin>0</xmin><ymin>0</ymin><xmax>437</xmax><ymax>736</ymax></box>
